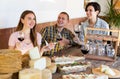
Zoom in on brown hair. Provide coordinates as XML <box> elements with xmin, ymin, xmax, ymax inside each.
<box><xmin>16</xmin><ymin>10</ymin><xmax>38</xmax><ymax>46</ymax></box>
<box><xmin>59</xmin><ymin>12</ymin><xmax>69</xmax><ymax>20</ymax></box>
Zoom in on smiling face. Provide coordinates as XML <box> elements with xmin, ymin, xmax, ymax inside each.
<box><xmin>86</xmin><ymin>6</ymin><xmax>99</xmax><ymax>19</ymax></box>
<box><xmin>21</xmin><ymin>13</ymin><xmax>36</xmax><ymax>29</ymax></box>
<box><xmin>85</xmin><ymin>2</ymin><xmax>101</xmax><ymax>20</ymax></box>
<box><xmin>57</xmin><ymin>13</ymin><xmax>69</xmax><ymax>28</ymax></box>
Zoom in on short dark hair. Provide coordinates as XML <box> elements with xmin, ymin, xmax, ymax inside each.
<box><xmin>59</xmin><ymin>12</ymin><xmax>69</xmax><ymax>20</ymax></box>
<box><xmin>85</xmin><ymin>2</ymin><xmax>101</xmax><ymax>14</ymax></box>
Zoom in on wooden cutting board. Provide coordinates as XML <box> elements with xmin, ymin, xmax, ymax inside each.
<box><xmin>92</xmin><ymin>67</ymin><xmax>120</xmax><ymax>78</ymax></box>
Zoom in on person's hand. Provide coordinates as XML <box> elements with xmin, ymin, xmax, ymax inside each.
<box><xmin>40</xmin><ymin>46</ymin><xmax>50</xmax><ymax>56</ymax></box>
<box><xmin>40</xmin><ymin>42</ymin><xmax>56</xmax><ymax>56</ymax></box>
<box><xmin>73</xmin><ymin>36</ymin><xmax>84</xmax><ymax>45</ymax></box>
<box><xmin>48</xmin><ymin>42</ymin><xmax>56</xmax><ymax>50</ymax></box>
<box><xmin>41</xmin><ymin>42</ymin><xmax>56</xmax><ymax>52</ymax></box>
<box><xmin>41</xmin><ymin>46</ymin><xmax>50</xmax><ymax>52</ymax></box>
<box><xmin>73</xmin><ymin>36</ymin><xmax>80</xmax><ymax>43</ymax></box>
<box><xmin>58</xmin><ymin>37</ymin><xmax>69</xmax><ymax>47</ymax></box>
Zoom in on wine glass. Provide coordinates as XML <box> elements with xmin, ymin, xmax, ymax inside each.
<box><xmin>74</xmin><ymin>24</ymin><xmax>80</xmax><ymax>34</ymax></box>
<box><xmin>81</xmin><ymin>44</ymin><xmax>89</xmax><ymax>55</ymax></box>
<box><xmin>18</xmin><ymin>31</ymin><xmax>24</xmax><ymax>42</ymax></box>
<box><xmin>56</xmin><ymin>32</ymin><xmax>62</xmax><ymax>41</ymax></box>
<box><xmin>74</xmin><ymin>24</ymin><xmax>81</xmax><ymax>35</ymax></box>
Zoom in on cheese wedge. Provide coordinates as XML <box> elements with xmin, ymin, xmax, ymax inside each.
<box><xmin>105</xmin><ymin>68</ymin><xmax>115</xmax><ymax>76</ymax></box>
<box><xmin>19</xmin><ymin>68</ymin><xmax>42</xmax><ymax>79</ymax></box>
<box><xmin>100</xmin><ymin>65</ymin><xmax>109</xmax><ymax>73</ymax></box>
<box><xmin>100</xmin><ymin>65</ymin><xmax>115</xmax><ymax>76</ymax></box>
<box><xmin>29</xmin><ymin>47</ymin><xmax>41</xmax><ymax>60</ymax></box>
<box><xmin>41</xmin><ymin>56</ymin><xmax>51</xmax><ymax>67</ymax></box>
<box><xmin>29</xmin><ymin>58</ymin><xmax>46</xmax><ymax>70</ymax></box>
<box><xmin>42</xmin><ymin>69</ymin><xmax>52</xmax><ymax>79</ymax></box>
<box><xmin>0</xmin><ymin>73</ymin><xmax>12</xmax><ymax>79</ymax></box>
<box><xmin>47</xmin><ymin>63</ymin><xmax>57</xmax><ymax>73</ymax></box>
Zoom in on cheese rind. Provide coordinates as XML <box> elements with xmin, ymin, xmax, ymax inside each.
<box><xmin>41</xmin><ymin>56</ymin><xmax>51</xmax><ymax>67</ymax></box>
<box><xmin>42</xmin><ymin>69</ymin><xmax>52</xmax><ymax>79</ymax></box>
<box><xmin>100</xmin><ymin>65</ymin><xmax>115</xmax><ymax>76</ymax></box>
<box><xmin>100</xmin><ymin>65</ymin><xmax>109</xmax><ymax>72</ymax></box>
<box><xmin>0</xmin><ymin>73</ymin><xmax>12</xmax><ymax>79</ymax></box>
<box><xmin>19</xmin><ymin>68</ymin><xmax>42</xmax><ymax>79</ymax></box>
<box><xmin>105</xmin><ymin>68</ymin><xmax>115</xmax><ymax>76</ymax></box>
<box><xmin>47</xmin><ymin>63</ymin><xmax>57</xmax><ymax>73</ymax></box>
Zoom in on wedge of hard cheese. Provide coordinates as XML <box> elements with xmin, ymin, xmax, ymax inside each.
<box><xmin>100</xmin><ymin>65</ymin><xmax>115</xmax><ymax>76</ymax></box>
<box><xmin>41</xmin><ymin>56</ymin><xmax>51</xmax><ymax>67</ymax></box>
<box><xmin>42</xmin><ymin>69</ymin><xmax>52</xmax><ymax>79</ymax></box>
<box><xmin>29</xmin><ymin>57</ymin><xmax>46</xmax><ymax>70</ymax></box>
<box><xmin>19</xmin><ymin>68</ymin><xmax>42</xmax><ymax>79</ymax></box>
<box><xmin>0</xmin><ymin>73</ymin><xmax>12</xmax><ymax>79</ymax></box>
<box><xmin>47</xmin><ymin>63</ymin><xmax>57</xmax><ymax>73</ymax></box>
<box><xmin>29</xmin><ymin>47</ymin><xmax>41</xmax><ymax>60</ymax></box>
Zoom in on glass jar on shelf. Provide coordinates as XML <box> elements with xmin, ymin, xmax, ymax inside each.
<box><xmin>106</xmin><ymin>44</ymin><xmax>115</xmax><ymax>57</ymax></box>
<box><xmin>97</xmin><ymin>43</ymin><xmax>106</xmax><ymax>56</ymax></box>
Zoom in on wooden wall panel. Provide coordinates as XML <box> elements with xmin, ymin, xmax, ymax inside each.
<box><xmin>0</xmin><ymin>28</ymin><xmax>16</xmax><ymax>49</ymax></box>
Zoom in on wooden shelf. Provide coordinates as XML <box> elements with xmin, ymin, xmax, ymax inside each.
<box><xmin>85</xmin><ymin>54</ymin><xmax>115</xmax><ymax>62</ymax></box>
<box><xmin>86</xmin><ymin>34</ymin><xmax>118</xmax><ymax>41</ymax></box>
<box><xmin>84</xmin><ymin>27</ymin><xmax>120</xmax><ymax>61</ymax></box>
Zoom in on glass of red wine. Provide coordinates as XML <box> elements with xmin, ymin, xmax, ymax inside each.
<box><xmin>56</xmin><ymin>32</ymin><xmax>62</xmax><ymax>41</ymax></box>
<box><xmin>18</xmin><ymin>31</ymin><xmax>24</xmax><ymax>42</ymax></box>
<box><xmin>81</xmin><ymin>44</ymin><xmax>89</xmax><ymax>55</ymax></box>
<box><xmin>74</xmin><ymin>24</ymin><xmax>81</xmax><ymax>34</ymax></box>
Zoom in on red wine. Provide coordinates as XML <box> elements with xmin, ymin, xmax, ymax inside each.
<box><xmin>81</xmin><ymin>49</ymin><xmax>89</xmax><ymax>54</ymax></box>
<box><xmin>57</xmin><ymin>38</ymin><xmax>62</xmax><ymax>41</ymax></box>
<box><xmin>75</xmin><ymin>31</ymin><xmax>80</xmax><ymax>34</ymax></box>
<box><xmin>18</xmin><ymin>37</ymin><xmax>24</xmax><ymax>41</ymax></box>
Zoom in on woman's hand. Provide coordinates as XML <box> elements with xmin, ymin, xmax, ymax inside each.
<box><xmin>41</xmin><ymin>46</ymin><xmax>50</xmax><ymax>52</ymax></box>
<box><xmin>40</xmin><ymin>42</ymin><xmax>56</xmax><ymax>56</ymax></box>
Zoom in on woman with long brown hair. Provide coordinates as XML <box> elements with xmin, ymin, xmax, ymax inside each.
<box><xmin>8</xmin><ymin>10</ymin><xmax>54</xmax><ymax>55</ymax></box>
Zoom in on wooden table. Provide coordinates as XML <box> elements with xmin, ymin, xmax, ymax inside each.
<box><xmin>52</xmin><ymin>46</ymin><xmax>120</xmax><ymax>79</ymax></box>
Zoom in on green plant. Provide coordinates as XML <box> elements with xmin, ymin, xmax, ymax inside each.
<box><xmin>105</xmin><ymin>0</ymin><xmax>120</xmax><ymax>28</ymax></box>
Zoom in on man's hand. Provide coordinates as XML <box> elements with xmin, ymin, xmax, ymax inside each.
<box><xmin>58</xmin><ymin>37</ymin><xmax>70</xmax><ymax>47</ymax></box>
